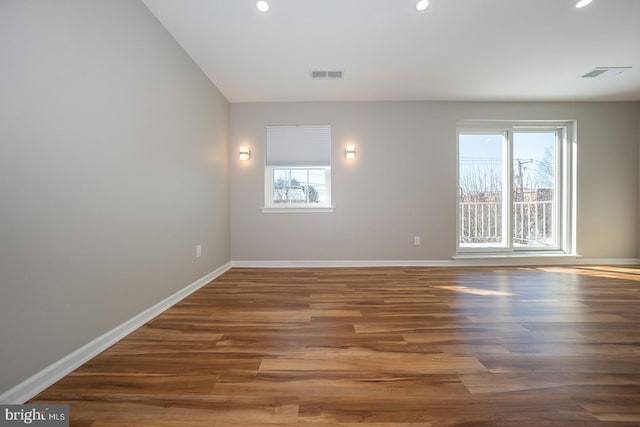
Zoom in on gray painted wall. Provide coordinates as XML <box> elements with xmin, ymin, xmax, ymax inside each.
<box><xmin>230</xmin><ymin>101</ymin><xmax>640</xmax><ymax>261</ymax></box>
<box><xmin>0</xmin><ymin>0</ymin><xmax>230</xmax><ymax>394</ymax></box>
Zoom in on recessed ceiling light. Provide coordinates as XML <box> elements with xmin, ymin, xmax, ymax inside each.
<box><xmin>256</xmin><ymin>0</ymin><xmax>269</xmax><ymax>12</ymax></box>
<box><xmin>416</xmin><ymin>0</ymin><xmax>430</xmax><ymax>12</ymax></box>
<box><xmin>575</xmin><ymin>0</ymin><xmax>593</xmax><ymax>8</ymax></box>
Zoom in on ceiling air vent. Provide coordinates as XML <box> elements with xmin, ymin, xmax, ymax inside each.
<box><xmin>311</xmin><ymin>70</ymin><xmax>343</xmax><ymax>79</ymax></box>
<box><xmin>581</xmin><ymin>67</ymin><xmax>631</xmax><ymax>78</ymax></box>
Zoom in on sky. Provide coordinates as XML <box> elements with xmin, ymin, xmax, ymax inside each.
<box><xmin>459</xmin><ymin>131</ymin><xmax>555</xmax><ymax>164</ymax></box>
<box><xmin>459</xmin><ymin>131</ymin><xmax>556</xmax><ymax>188</ymax></box>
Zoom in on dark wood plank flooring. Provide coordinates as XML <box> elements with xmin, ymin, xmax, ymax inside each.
<box><xmin>32</xmin><ymin>266</ymin><xmax>640</xmax><ymax>426</ymax></box>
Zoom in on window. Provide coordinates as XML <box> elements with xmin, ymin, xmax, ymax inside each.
<box><xmin>457</xmin><ymin>121</ymin><xmax>574</xmax><ymax>255</ymax></box>
<box><xmin>263</xmin><ymin>125</ymin><xmax>332</xmax><ymax>212</ymax></box>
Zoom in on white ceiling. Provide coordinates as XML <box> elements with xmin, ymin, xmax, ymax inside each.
<box><xmin>142</xmin><ymin>0</ymin><xmax>640</xmax><ymax>103</ymax></box>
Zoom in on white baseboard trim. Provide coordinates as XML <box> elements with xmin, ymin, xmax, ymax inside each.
<box><xmin>570</xmin><ymin>258</ymin><xmax>640</xmax><ymax>265</ymax></box>
<box><xmin>231</xmin><ymin>258</ymin><xmax>640</xmax><ymax>268</ymax></box>
<box><xmin>0</xmin><ymin>262</ymin><xmax>232</xmax><ymax>405</ymax></box>
<box><xmin>231</xmin><ymin>260</ymin><xmax>454</xmax><ymax>268</ymax></box>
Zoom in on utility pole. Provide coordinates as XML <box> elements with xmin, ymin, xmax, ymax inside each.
<box><xmin>516</xmin><ymin>158</ymin><xmax>534</xmax><ymax>201</ymax></box>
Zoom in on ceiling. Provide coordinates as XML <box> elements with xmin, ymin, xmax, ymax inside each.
<box><xmin>142</xmin><ymin>0</ymin><xmax>640</xmax><ymax>103</ymax></box>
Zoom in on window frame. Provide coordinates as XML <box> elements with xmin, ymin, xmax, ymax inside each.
<box><xmin>263</xmin><ymin>165</ymin><xmax>333</xmax><ymax>212</ymax></box>
<box><xmin>456</xmin><ymin>120</ymin><xmax>575</xmax><ymax>256</ymax></box>
<box><xmin>262</xmin><ymin>124</ymin><xmax>334</xmax><ymax>213</ymax></box>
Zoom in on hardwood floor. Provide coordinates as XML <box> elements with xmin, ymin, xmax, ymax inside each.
<box><xmin>31</xmin><ymin>266</ymin><xmax>640</xmax><ymax>426</ymax></box>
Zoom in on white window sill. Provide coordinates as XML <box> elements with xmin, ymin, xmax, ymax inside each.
<box><xmin>261</xmin><ymin>206</ymin><xmax>335</xmax><ymax>213</ymax></box>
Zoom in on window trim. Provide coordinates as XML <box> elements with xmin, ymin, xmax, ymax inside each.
<box><xmin>262</xmin><ymin>124</ymin><xmax>333</xmax><ymax>214</ymax></box>
<box><xmin>456</xmin><ymin>120</ymin><xmax>576</xmax><ymax>256</ymax></box>
<box><xmin>262</xmin><ymin>165</ymin><xmax>334</xmax><ymax>212</ymax></box>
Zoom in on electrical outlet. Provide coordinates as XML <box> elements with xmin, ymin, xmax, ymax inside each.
<box><xmin>414</xmin><ymin>236</ymin><xmax>421</xmax><ymax>246</ymax></box>
<box><xmin>196</xmin><ymin>245</ymin><xmax>202</xmax><ymax>258</ymax></box>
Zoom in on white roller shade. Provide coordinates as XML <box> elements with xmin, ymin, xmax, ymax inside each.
<box><xmin>266</xmin><ymin>125</ymin><xmax>331</xmax><ymax>166</ymax></box>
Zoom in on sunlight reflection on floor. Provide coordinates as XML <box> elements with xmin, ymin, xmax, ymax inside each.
<box><xmin>539</xmin><ymin>265</ymin><xmax>640</xmax><ymax>282</ymax></box>
<box><xmin>435</xmin><ymin>285</ymin><xmax>514</xmax><ymax>297</ymax></box>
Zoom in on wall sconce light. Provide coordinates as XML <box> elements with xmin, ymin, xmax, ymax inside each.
<box><xmin>239</xmin><ymin>146</ymin><xmax>251</xmax><ymax>161</ymax></box>
<box><xmin>345</xmin><ymin>145</ymin><xmax>356</xmax><ymax>160</ymax></box>
<box><xmin>575</xmin><ymin>0</ymin><xmax>593</xmax><ymax>8</ymax></box>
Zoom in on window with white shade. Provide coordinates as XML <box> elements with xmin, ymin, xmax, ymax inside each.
<box><xmin>263</xmin><ymin>125</ymin><xmax>332</xmax><ymax>212</ymax></box>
